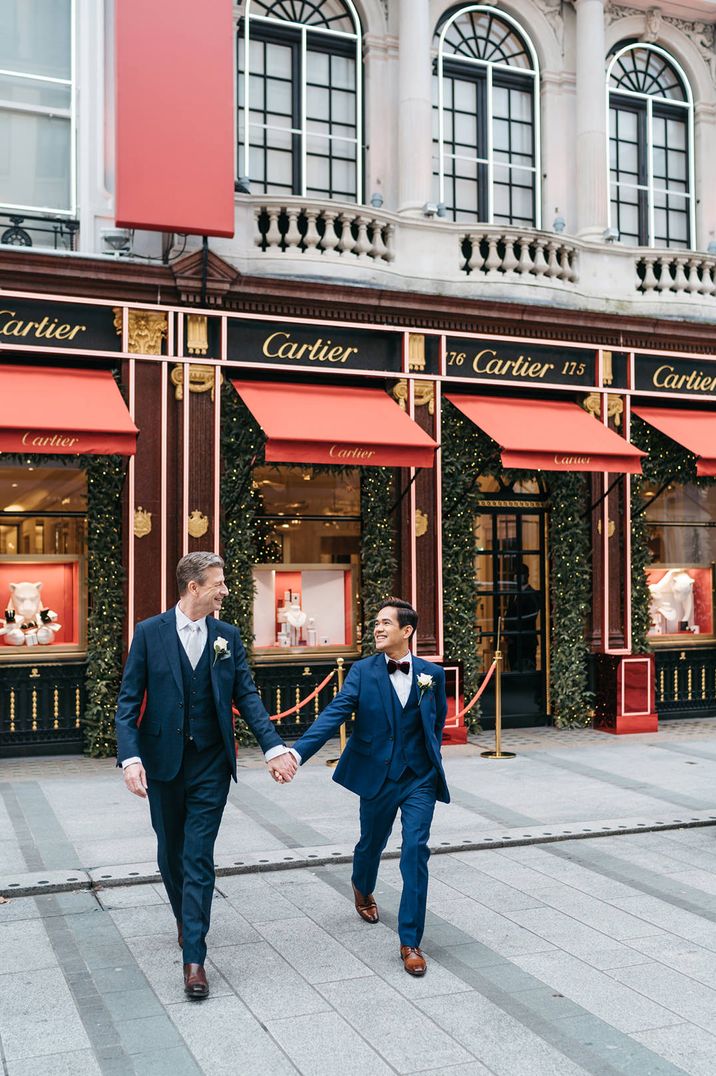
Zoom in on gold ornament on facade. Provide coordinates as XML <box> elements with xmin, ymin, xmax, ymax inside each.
<box><xmin>113</xmin><ymin>308</ymin><xmax>168</xmax><ymax>355</ymax></box>
<box><xmin>408</xmin><ymin>333</ymin><xmax>426</xmax><ymax>371</ymax></box>
<box><xmin>391</xmin><ymin>379</ymin><xmax>435</xmax><ymax>415</ymax></box>
<box><xmin>170</xmin><ymin>363</ymin><xmax>222</xmax><ymax>401</ymax></box>
<box><xmin>602</xmin><ymin>350</ymin><xmax>614</xmax><ymax>386</ymax></box>
<box><xmin>186</xmin><ymin>314</ymin><xmax>209</xmax><ymax>355</ymax></box>
<box><xmin>415</xmin><ymin>509</ymin><xmax>429</xmax><ymax>537</ymax></box>
<box><xmin>581</xmin><ymin>392</ymin><xmax>624</xmax><ymax>427</ymax></box>
<box><xmin>187</xmin><ymin>510</ymin><xmax>209</xmax><ymax>538</ymax></box>
<box><xmin>596</xmin><ymin>518</ymin><xmax>616</xmax><ymax>539</ymax></box>
<box><xmin>133</xmin><ymin>507</ymin><xmax>152</xmax><ymax>539</ymax></box>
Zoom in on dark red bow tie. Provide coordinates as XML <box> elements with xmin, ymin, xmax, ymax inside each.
<box><xmin>387</xmin><ymin>659</ymin><xmax>410</xmax><ymax>675</ymax></box>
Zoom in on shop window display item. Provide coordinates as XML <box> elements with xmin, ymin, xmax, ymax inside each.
<box><xmin>0</xmin><ymin>580</ymin><xmax>61</xmax><ymax>645</ymax></box>
<box><xmin>646</xmin><ymin>566</ymin><xmax>714</xmax><ymax>639</ymax></box>
<box><xmin>0</xmin><ymin>555</ymin><xmax>85</xmax><ymax>660</ymax></box>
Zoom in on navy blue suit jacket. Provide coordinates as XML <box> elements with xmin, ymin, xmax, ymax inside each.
<box><xmin>293</xmin><ymin>653</ymin><xmax>450</xmax><ymax>803</ymax></box>
<box><xmin>115</xmin><ymin>610</ymin><xmax>283</xmax><ymax>781</ymax></box>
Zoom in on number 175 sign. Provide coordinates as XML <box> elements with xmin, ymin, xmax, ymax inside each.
<box><xmin>445</xmin><ymin>338</ymin><xmax>596</xmax><ymax>389</ymax></box>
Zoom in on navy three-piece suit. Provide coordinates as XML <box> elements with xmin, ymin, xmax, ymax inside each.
<box><xmin>115</xmin><ymin>610</ymin><xmax>283</xmax><ymax>963</ymax></box>
<box><xmin>293</xmin><ymin>652</ymin><xmax>449</xmax><ymax>947</ymax></box>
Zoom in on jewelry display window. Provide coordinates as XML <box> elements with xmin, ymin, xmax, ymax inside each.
<box><xmin>645</xmin><ymin>565</ymin><xmax>715</xmax><ymax>644</ymax></box>
<box><xmin>0</xmin><ymin>554</ymin><xmax>87</xmax><ymax>663</ymax></box>
<box><xmin>252</xmin><ymin>564</ymin><xmax>359</xmax><ymax>661</ymax></box>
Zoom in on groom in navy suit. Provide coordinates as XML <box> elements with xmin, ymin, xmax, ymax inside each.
<box><xmin>291</xmin><ymin>598</ymin><xmax>448</xmax><ymax>977</ymax></box>
<box><xmin>115</xmin><ymin>552</ymin><xmax>296</xmax><ymax>998</ymax></box>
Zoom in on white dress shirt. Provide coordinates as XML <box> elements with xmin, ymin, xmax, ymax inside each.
<box><xmin>122</xmin><ymin>603</ymin><xmax>290</xmax><ymax>768</ymax></box>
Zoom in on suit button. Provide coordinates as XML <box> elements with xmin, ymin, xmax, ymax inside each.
<box><xmin>176</xmin><ymin>729</ymin><xmax>182</xmax><ymax>734</ymax></box>
<box><xmin>385</xmin><ymin>760</ymin><xmax>389</xmax><ymax>765</ymax></box>
<box><xmin>179</xmin><ymin>703</ymin><xmax>184</xmax><ymax>708</ymax></box>
<box><xmin>388</xmin><ymin>736</ymin><xmax>393</xmax><ymax>741</ymax></box>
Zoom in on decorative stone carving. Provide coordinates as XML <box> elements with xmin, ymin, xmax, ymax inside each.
<box><xmin>170</xmin><ymin>364</ymin><xmax>223</xmax><ymax>401</ymax></box>
<box><xmin>391</xmin><ymin>379</ymin><xmax>435</xmax><ymax>415</ymax></box>
<box><xmin>113</xmin><ymin>309</ymin><xmax>168</xmax><ymax>355</ymax></box>
<box><xmin>582</xmin><ymin>392</ymin><xmax>624</xmax><ymax>427</ymax></box>
<box><xmin>408</xmin><ymin>333</ymin><xmax>426</xmax><ymax>371</ymax></box>
<box><xmin>134</xmin><ymin>507</ymin><xmax>152</xmax><ymax>539</ymax></box>
<box><xmin>605</xmin><ymin>2</ymin><xmax>716</xmax><ymax>82</ymax></box>
<box><xmin>533</xmin><ymin>0</ymin><xmax>565</xmax><ymax>49</ymax></box>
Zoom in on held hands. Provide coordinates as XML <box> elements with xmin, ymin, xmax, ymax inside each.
<box><xmin>123</xmin><ymin>761</ymin><xmax>148</xmax><ymax>798</ymax></box>
<box><xmin>268</xmin><ymin>751</ymin><xmax>298</xmax><ymax>784</ymax></box>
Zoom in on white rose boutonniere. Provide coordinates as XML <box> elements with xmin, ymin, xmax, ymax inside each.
<box><xmin>213</xmin><ymin>636</ymin><xmax>231</xmax><ymax>666</ymax></box>
<box><xmin>417</xmin><ymin>672</ymin><xmax>434</xmax><ymax>700</ymax></box>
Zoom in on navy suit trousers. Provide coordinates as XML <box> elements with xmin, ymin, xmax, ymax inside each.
<box><xmin>351</xmin><ymin>767</ymin><xmax>438</xmax><ymax>948</ymax></box>
<box><xmin>147</xmin><ymin>740</ymin><xmax>231</xmax><ymax>964</ymax></box>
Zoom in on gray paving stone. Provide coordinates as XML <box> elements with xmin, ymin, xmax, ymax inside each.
<box><xmin>410</xmin><ymin>1065</ymin><xmax>495</xmax><ymax>1076</ymax></box>
<box><xmin>5</xmin><ymin>1049</ymin><xmax>102</xmax><ymax>1076</ymax></box>
<box><xmin>425</xmin><ymin>857</ymin><xmax>548</xmax><ymax>912</ymax></box>
<box><xmin>254</xmin><ymin>916</ymin><xmax>373</xmax><ymax>984</ymax></box>
<box><xmin>0</xmin><ymin>969</ymin><xmax>91</xmax><ymax>1060</ymax></box>
<box><xmin>217</xmin><ymin>874</ymin><xmax>303</xmax><ymax>923</ymax></box>
<box><xmin>608</xmin><ymin>961</ymin><xmax>716</xmax><ymax>1030</ymax></box>
<box><xmin>557</xmin><ymin>1014</ymin><xmax>687</xmax><ymax>1076</ymax></box>
<box><xmin>96</xmin><ymin>883</ymin><xmax>168</xmax><ymax>910</ymax></box>
<box><xmin>0</xmin><ymin>918</ymin><xmax>57</xmax><ymax>973</ymax></box>
<box><xmin>416</xmin><ymin>991</ymin><xmax>587</xmax><ymax>1076</ymax></box>
<box><xmin>272</xmin><ymin>878</ymin><xmax>366</xmax><ymax>935</ymax></box>
<box><xmin>0</xmin><ymin>896</ymin><xmax>43</xmax><ymax>922</ymax></box>
<box><xmin>528</xmin><ymin>882</ymin><xmax>667</xmax><ymax>942</ymax></box>
<box><xmin>167</xmin><ymin>993</ymin><xmax>298</xmax><ymax>1075</ymax></box>
<box><xmin>131</xmin><ymin>1045</ymin><xmax>203</xmax><ymax>1076</ymax></box>
<box><xmin>627</xmin><ymin>934</ymin><xmax>716</xmax><ymax>988</ymax></box>
<box><xmin>505</xmin><ymin>906</ymin><xmax>651</xmax><ymax>967</ymax></box>
<box><xmin>266</xmin><ymin>1010</ymin><xmax>395</xmax><ymax>1075</ymax></box>
<box><xmin>100</xmin><ymin>987</ymin><xmax>165</xmax><ymax>1022</ymax></box>
<box><xmin>125</xmin><ymin>933</ymin><xmax>234</xmax><ymax>1005</ymax></box>
<box><xmin>209</xmin><ymin>940</ymin><xmax>331</xmax><ymax>1020</ymax></box>
<box><xmin>632</xmin><ymin>1021</ymin><xmax>716</xmax><ymax>1076</ymax></box>
<box><xmin>609</xmin><ymin>894</ymin><xmax>716</xmax><ymax>950</ymax></box>
<box><xmin>433</xmin><ymin>895</ymin><xmax>559</xmax><ymax>958</ymax></box>
<box><xmin>317</xmin><ymin>976</ymin><xmax>474</xmax><ymax>1073</ymax></box>
<box><xmin>114</xmin><ymin>1013</ymin><xmax>186</xmax><ymax>1055</ymax></box>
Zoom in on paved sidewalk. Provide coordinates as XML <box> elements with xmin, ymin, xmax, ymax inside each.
<box><xmin>3</xmin><ymin>720</ymin><xmax>716</xmax><ymax>1074</ymax></box>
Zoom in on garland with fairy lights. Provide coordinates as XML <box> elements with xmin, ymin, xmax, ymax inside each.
<box><xmin>220</xmin><ymin>385</ymin><xmax>397</xmax><ymax>741</ymax></box>
<box><xmin>441</xmin><ymin>401</ymin><xmax>593</xmax><ymax>729</ymax></box>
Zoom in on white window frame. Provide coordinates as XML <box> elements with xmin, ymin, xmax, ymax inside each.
<box><xmin>606</xmin><ymin>42</ymin><xmax>695</xmax><ymax>250</ymax></box>
<box><xmin>435</xmin><ymin>3</ymin><xmax>541</xmax><ymax>228</ymax></box>
<box><xmin>241</xmin><ymin>0</ymin><xmax>363</xmax><ymax>203</ymax></box>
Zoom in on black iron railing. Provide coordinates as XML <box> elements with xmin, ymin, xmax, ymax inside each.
<box><xmin>0</xmin><ymin>211</ymin><xmax>79</xmax><ymax>251</ymax></box>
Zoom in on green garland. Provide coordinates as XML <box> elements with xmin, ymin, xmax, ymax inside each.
<box><xmin>359</xmin><ymin>467</ymin><xmax>398</xmax><ymax>653</ymax></box>
<box><xmin>545</xmin><ymin>472</ymin><xmax>593</xmax><ymax>726</ymax></box>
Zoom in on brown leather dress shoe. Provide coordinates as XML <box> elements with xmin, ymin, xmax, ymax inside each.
<box><xmin>400</xmin><ymin>946</ymin><xmax>427</xmax><ymax>977</ymax></box>
<box><xmin>352</xmin><ymin>881</ymin><xmax>379</xmax><ymax>924</ymax></box>
<box><xmin>177</xmin><ymin>921</ymin><xmax>183</xmax><ymax>949</ymax></box>
<box><xmin>183</xmin><ymin>963</ymin><xmax>209</xmax><ymax>999</ymax></box>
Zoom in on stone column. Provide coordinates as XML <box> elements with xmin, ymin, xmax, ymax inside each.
<box><xmin>397</xmin><ymin>0</ymin><xmax>433</xmax><ymax>215</ymax></box>
<box><xmin>575</xmin><ymin>0</ymin><xmax>609</xmax><ymax>238</ymax></box>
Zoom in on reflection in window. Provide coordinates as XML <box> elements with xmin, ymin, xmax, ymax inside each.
<box><xmin>433</xmin><ymin>5</ymin><xmax>539</xmax><ymax>226</ymax></box>
<box><xmin>608</xmin><ymin>43</ymin><xmax>693</xmax><ymax>249</ymax></box>
<box><xmin>0</xmin><ymin>465</ymin><xmax>86</xmax><ymax>555</ymax></box>
<box><xmin>644</xmin><ymin>482</ymin><xmax>716</xmax><ymax>565</ymax></box>
<box><xmin>238</xmin><ymin>0</ymin><xmax>362</xmax><ymax>201</ymax></box>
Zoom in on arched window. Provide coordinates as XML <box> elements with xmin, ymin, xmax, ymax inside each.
<box><xmin>608</xmin><ymin>43</ymin><xmax>694</xmax><ymax>249</ymax></box>
<box><xmin>433</xmin><ymin>5</ymin><xmax>540</xmax><ymax>226</ymax></box>
<box><xmin>239</xmin><ymin>0</ymin><xmax>362</xmax><ymax>203</ymax></box>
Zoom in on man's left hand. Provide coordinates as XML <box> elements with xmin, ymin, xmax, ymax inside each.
<box><xmin>269</xmin><ymin>752</ymin><xmax>297</xmax><ymax>784</ymax></box>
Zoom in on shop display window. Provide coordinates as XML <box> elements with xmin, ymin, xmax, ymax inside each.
<box><xmin>0</xmin><ymin>465</ymin><xmax>87</xmax><ymax>555</ymax></box>
<box><xmin>253</xmin><ymin>564</ymin><xmax>358</xmax><ymax>657</ymax></box>
<box><xmin>646</xmin><ymin>566</ymin><xmax>714</xmax><ymax>640</ymax></box>
<box><xmin>0</xmin><ymin>555</ymin><xmax>86</xmax><ymax>662</ymax></box>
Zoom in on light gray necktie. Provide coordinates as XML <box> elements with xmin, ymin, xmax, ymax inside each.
<box><xmin>185</xmin><ymin>622</ymin><xmax>203</xmax><ymax>670</ymax></box>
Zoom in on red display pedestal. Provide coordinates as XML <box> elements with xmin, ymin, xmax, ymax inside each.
<box><xmin>593</xmin><ymin>653</ymin><xmax>658</xmax><ymax>734</ymax></box>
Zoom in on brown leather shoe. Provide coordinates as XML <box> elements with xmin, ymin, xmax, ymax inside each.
<box><xmin>400</xmin><ymin>946</ymin><xmax>427</xmax><ymax>977</ymax></box>
<box><xmin>352</xmin><ymin>881</ymin><xmax>379</xmax><ymax>924</ymax></box>
<box><xmin>183</xmin><ymin>963</ymin><xmax>209</xmax><ymax>999</ymax></box>
<box><xmin>177</xmin><ymin>921</ymin><xmax>183</xmax><ymax>949</ymax></box>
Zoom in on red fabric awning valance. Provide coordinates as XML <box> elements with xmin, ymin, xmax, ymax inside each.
<box><xmin>445</xmin><ymin>394</ymin><xmax>644</xmax><ymax>473</ymax></box>
<box><xmin>633</xmin><ymin>406</ymin><xmax>716</xmax><ymax>477</ymax></box>
<box><xmin>231</xmin><ymin>380</ymin><xmax>437</xmax><ymax>468</ymax></box>
<box><xmin>0</xmin><ymin>365</ymin><xmax>137</xmax><ymax>456</ymax></box>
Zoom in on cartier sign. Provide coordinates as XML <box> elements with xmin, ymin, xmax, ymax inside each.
<box><xmin>227</xmin><ymin>321</ymin><xmax>402</xmax><ymax>374</ymax></box>
<box><xmin>0</xmin><ymin>298</ymin><xmax>120</xmax><ymax>352</ymax></box>
<box><xmin>636</xmin><ymin>354</ymin><xmax>716</xmax><ymax>396</ymax></box>
<box><xmin>445</xmin><ymin>338</ymin><xmax>596</xmax><ymax>388</ymax></box>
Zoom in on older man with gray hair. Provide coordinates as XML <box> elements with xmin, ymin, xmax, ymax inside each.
<box><xmin>115</xmin><ymin>551</ymin><xmax>296</xmax><ymax>999</ymax></box>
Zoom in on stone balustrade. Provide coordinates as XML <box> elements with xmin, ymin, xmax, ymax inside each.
<box><xmin>636</xmin><ymin>252</ymin><xmax>716</xmax><ymax>297</ymax></box>
<box><xmin>253</xmin><ymin>201</ymin><xmax>395</xmax><ymax>263</ymax></box>
<box><xmin>460</xmin><ymin>230</ymin><xmax>579</xmax><ymax>283</ymax></box>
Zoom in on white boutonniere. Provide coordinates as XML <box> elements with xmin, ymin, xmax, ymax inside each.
<box><xmin>417</xmin><ymin>672</ymin><xmax>434</xmax><ymax>700</ymax></box>
<box><xmin>213</xmin><ymin>636</ymin><xmax>231</xmax><ymax>666</ymax></box>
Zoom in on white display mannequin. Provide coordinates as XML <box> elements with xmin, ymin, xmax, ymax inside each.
<box><xmin>648</xmin><ymin>569</ymin><xmax>695</xmax><ymax>633</ymax></box>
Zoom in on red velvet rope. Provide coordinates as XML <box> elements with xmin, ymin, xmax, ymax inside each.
<box><xmin>453</xmin><ymin>659</ymin><xmax>497</xmax><ymax>721</ymax></box>
<box><xmin>233</xmin><ymin>668</ymin><xmax>338</xmax><ymax>723</ymax></box>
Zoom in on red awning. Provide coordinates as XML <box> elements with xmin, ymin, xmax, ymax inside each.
<box><xmin>633</xmin><ymin>406</ymin><xmax>716</xmax><ymax>477</ymax></box>
<box><xmin>231</xmin><ymin>380</ymin><xmax>437</xmax><ymax>468</ymax></box>
<box><xmin>0</xmin><ymin>365</ymin><xmax>137</xmax><ymax>456</ymax></box>
<box><xmin>445</xmin><ymin>394</ymin><xmax>644</xmax><ymax>473</ymax></box>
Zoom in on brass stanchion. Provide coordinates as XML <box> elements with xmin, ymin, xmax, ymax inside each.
<box><xmin>481</xmin><ymin>616</ymin><xmax>515</xmax><ymax>760</ymax></box>
<box><xmin>326</xmin><ymin>657</ymin><xmax>346</xmax><ymax>767</ymax></box>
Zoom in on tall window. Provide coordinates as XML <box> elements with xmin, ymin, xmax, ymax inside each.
<box><xmin>239</xmin><ymin>0</ymin><xmax>362</xmax><ymax>202</ymax></box>
<box><xmin>608</xmin><ymin>43</ymin><xmax>693</xmax><ymax>249</ymax></box>
<box><xmin>433</xmin><ymin>5</ymin><xmax>540</xmax><ymax>226</ymax></box>
<box><xmin>0</xmin><ymin>0</ymin><xmax>74</xmax><ymax>215</ymax></box>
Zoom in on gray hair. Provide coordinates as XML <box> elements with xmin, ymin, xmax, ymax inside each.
<box><xmin>176</xmin><ymin>552</ymin><xmax>224</xmax><ymax>595</ymax></box>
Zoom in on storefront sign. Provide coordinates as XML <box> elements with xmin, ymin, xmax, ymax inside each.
<box><xmin>0</xmin><ymin>298</ymin><xmax>120</xmax><ymax>352</ymax></box>
<box><xmin>636</xmin><ymin>354</ymin><xmax>716</xmax><ymax>396</ymax></box>
<box><xmin>227</xmin><ymin>321</ymin><xmax>403</xmax><ymax>374</ymax></box>
<box><xmin>445</xmin><ymin>338</ymin><xmax>596</xmax><ymax>388</ymax></box>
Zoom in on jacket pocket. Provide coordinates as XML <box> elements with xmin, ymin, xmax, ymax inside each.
<box><xmin>140</xmin><ymin>720</ymin><xmax>161</xmax><ymax>737</ymax></box>
<box><xmin>349</xmin><ymin>733</ymin><xmax>372</xmax><ymax>756</ymax></box>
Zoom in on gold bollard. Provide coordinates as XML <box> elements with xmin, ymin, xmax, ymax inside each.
<box><xmin>326</xmin><ymin>657</ymin><xmax>346</xmax><ymax>767</ymax></box>
<box><xmin>481</xmin><ymin>617</ymin><xmax>515</xmax><ymax>760</ymax></box>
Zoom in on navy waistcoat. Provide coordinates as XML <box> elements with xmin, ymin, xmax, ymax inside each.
<box><xmin>177</xmin><ymin>634</ymin><xmax>222</xmax><ymax>751</ymax></box>
<box><xmin>387</xmin><ymin>678</ymin><xmax>433</xmax><ymax>782</ymax></box>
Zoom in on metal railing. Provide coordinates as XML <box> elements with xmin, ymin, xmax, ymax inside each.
<box><xmin>0</xmin><ymin>211</ymin><xmax>79</xmax><ymax>251</ymax></box>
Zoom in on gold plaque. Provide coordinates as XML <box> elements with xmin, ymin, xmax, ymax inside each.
<box><xmin>415</xmin><ymin>509</ymin><xmax>429</xmax><ymax>537</ymax></box>
<box><xmin>134</xmin><ymin>507</ymin><xmax>152</xmax><ymax>539</ymax></box>
<box><xmin>188</xmin><ymin>510</ymin><xmax>209</xmax><ymax>538</ymax></box>
<box><xmin>596</xmin><ymin>518</ymin><xmax>616</xmax><ymax>539</ymax></box>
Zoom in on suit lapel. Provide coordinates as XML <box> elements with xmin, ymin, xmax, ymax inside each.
<box><xmin>206</xmin><ymin>615</ymin><xmax>222</xmax><ymax>709</ymax></box>
<box><xmin>159</xmin><ymin>610</ymin><xmax>183</xmax><ymax>695</ymax></box>
<box><xmin>413</xmin><ymin>656</ymin><xmax>433</xmax><ymax>726</ymax></box>
<box><xmin>372</xmin><ymin>653</ymin><xmax>395</xmax><ymax>727</ymax></box>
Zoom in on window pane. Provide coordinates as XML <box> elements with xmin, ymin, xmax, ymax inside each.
<box><xmin>0</xmin><ymin>72</ymin><xmax>70</xmax><ymax>110</ymax></box>
<box><xmin>0</xmin><ymin>0</ymin><xmax>71</xmax><ymax>79</ymax></box>
<box><xmin>266</xmin><ymin>41</ymin><xmax>292</xmax><ymax>78</ymax></box>
<box><xmin>0</xmin><ymin>110</ymin><xmax>70</xmax><ymax>210</ymax></box>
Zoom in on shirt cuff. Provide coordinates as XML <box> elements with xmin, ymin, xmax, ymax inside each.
<box><xmin>121</xmin><ymin>756</ymin><xmax>142</xmax><ymax>769</ymax></box>
<box><xmin>264</xmin><ymin>745</ymin><xmax>290</xmax><ymax>762</ymax></box>
<box><xmin>290</xmin><ymin>747</ymin><xmax>302</xmax><ymax>764</ymax></box>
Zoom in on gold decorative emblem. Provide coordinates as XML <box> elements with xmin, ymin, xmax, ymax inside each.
<box><xmin>170</xmin><ymin>363</ymin><xmax>222</xmax><ymax>401</ymax></box>
<box><xmin>602</xmin><ymin>350</ymin><xmax>613</xmax><ymax>386</ymax></box>
<box><xmin>186</xmin><ymin>314</ymin><xmax>209</xmax><ymax>355</ymax></box>
<box><xmin>187</xmin><ymin>510</ymin><xmax>209</xmax><ymax>538</ymax></box>
<box><xmin>596</xmin><ymin>518</ymin><xmax>616</xmax><ymax>539</ymax></box>
<box><xmin>408</xmin><ymin>333</ymin><xmax>426</xmax><ymax>371</ymax></box>
<box><xmin>113</xmin><ymin>309</ymin><xmax>168</xmax><ymax>355</ymax></box>
<box><xmin>415</xmin><ymin>509</ymin><xmax>429</xmax><ymax>537</ymax></box>
<box><xmin>134</xmin><ymin>507</ymin><xmax>152</xmax><ymax>539</ymax></box>
<box><xmin>582</xmin><ymin>392</ymin><xmax>624</xmax><ymax>427</ymax></box>
<box><xmin>391</xmin><ymin>379</ymin><xmax>435</xmax><ymax>415</ymax></box>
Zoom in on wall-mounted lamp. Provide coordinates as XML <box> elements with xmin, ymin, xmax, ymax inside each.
<box><xmin>101</xmin><ymin>228</ymin><xmax>131</xmax><ymax>256</ymax></box>
<box><xmin>370</xmin><ymin>191</ymin><xmax>384</xmax><ymax>208</ymax></box>
<box><xmin>553</xmin><ymin>215</ymin><xmax>566</xmax><ymax>233</ymax></box>
<box><xmin>423</xmin><ymin>202</ymin><xmax>438</xmax><ymax>218</ymax></box>
<box><xmin>436</xmin><ymin>202</ymin><xmax>447</xmax><ymax>218</ymax></box>
<box><xmin>707</xmin><ymin>240</ymin><xmax>716</xmax><ymax>255</ymax></box>
<box><xmin>235</xmin><ymin>176</ymin><xmax>251</xmax><ymax>194</ymax></box>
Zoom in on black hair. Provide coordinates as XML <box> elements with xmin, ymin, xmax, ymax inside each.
<box><xmin>377</xmin><ymin>597</ymin><xmax>418</xmax><ymax>638</ymax></box>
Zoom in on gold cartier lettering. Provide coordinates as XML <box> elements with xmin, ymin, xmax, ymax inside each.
<box><xmin>0</xmin><ymin>310</ymin><xmax>87</xmax><ymax>343</ymax></box>
<box><xmin>472</xmin><ymin>348</ymin><xmax>555</xmax><ymax>380</ymax></box>
<box><xmin>653</xmin><ymin>363</ymin><xmax>716</xmax><ymax>393</ymax></box>
<box><xmin>21</xmin><ymin>432</ymin><xmax>80</xmax><ymax>448</ymax></box>
<box><xmin>554</xmin><ymin>455</ymin><xmax>591</xmax><ymax>466</ymax></box>
<box><xmin>262</xmin><ymin>330</ymin><xmax>359</xmax><ymax>364</ymax></box>
<box><xmin>328</xmin><ymin>445</ymin><xmax>376</xmax><ymax>459</ymax></box>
